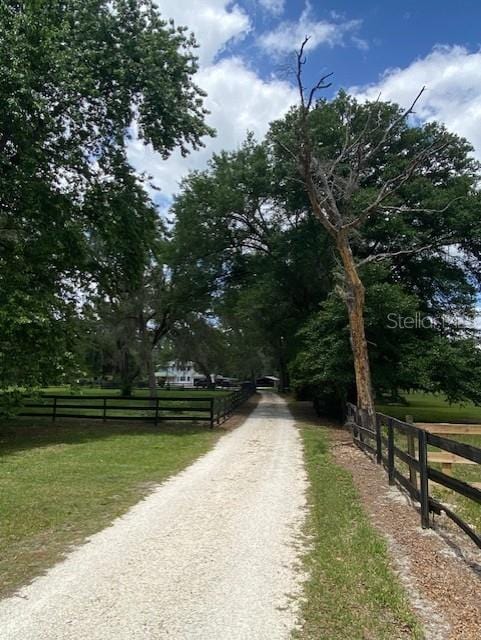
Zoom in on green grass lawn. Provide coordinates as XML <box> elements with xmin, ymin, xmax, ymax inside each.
<box><xmin>39</xmin><ymin>386</ymin><xmax>229</xmax><ymax>398</ymax></box>
<box><xmin>294</xmin><ymin>414</ymin><xmax>422</xmax><ymax>639</ymax></box>
<box><xmin>0</xmin><ymin>418</ymin><xmax>219</xmax><ymax>598</ymax></box>
<box><xmin>377</xmin><ymin>391</ymin><xmax>481</xmax><ymax>424</ymax></box>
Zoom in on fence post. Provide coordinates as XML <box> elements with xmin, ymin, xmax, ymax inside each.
<box><xmin>155</xmin><ymin>397</ymin><xmax>159</xmax><ymax>426</ymax></box>
<box><xmin>387</xmin><ymin>417</ymin><xmax>395</xmax><ymax>485</ymax></box>
<box><xmin>210</xmin><ymin>398</ymin><xmax>214</xmax><ymax>429</ymax></box>
<box><xmin>103</xmin><ymin>397</ymin><xmax>107</xmax><ymax>423</ymax></box>
<box><xmin>359</xmin><ymin>409</ymin><xmax>366</xmax><ymax>444</ymax></box>
<box><xmin>52</xmin><ymin>397</ymin><xmax>57</xmax><ymax>423</ymax></box>
<box><xmin>418</xmin><ymin>428</ymin><xmax>430</xmax><ymax>529</ymax></box>
<box><xmin>375</xmin><ymin>414</ymin><xmax>382</xmax><ymax>464</ymax></box>
<box><xmin>354</xmin><ymin>407</ymin><xmax>360</xmax><ymax>441</ymax></box>
<box><xmin>406</xmin><ymin>415</ymin><xmax>418</xmax><ymax>490</ymax></box>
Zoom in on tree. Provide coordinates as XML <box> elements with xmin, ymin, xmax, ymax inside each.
<box><xmin>170</xmin><ymin>136</ymin><xmax>335</xmax><ymax>386</ymax></box>
<box><xmin>169</xmin><ymin>316</ymin><xmax>228</xmax><ymax>386</ymax></box>
<box><xmin>0</xmin><ymin>0</ymin><xmax>213</xmax><ymax>389</ymax></box>
<box><xmin>290</xmin><ymin>267</ymin><xmax>436</xmax><ymax>416</ymax></box>
<box><xmin>278</xmin><ymin>38</ymin><xmax>481</xmax><ymax>419</ymax></box>
<box><xmin>291</xmin><ymin>276</ymin><xmax>481</xmax><ymax>418</ymax></box>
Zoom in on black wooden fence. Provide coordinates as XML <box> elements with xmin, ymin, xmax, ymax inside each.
<box><xmin>346</xmin><ymin>403</ymin><xmax>481</xmax><ymax>549</ymax></box>
<box><xmin>19</xmin><ymin>388</ymin><xmax>254</xmax><ymax>429</ymax></box>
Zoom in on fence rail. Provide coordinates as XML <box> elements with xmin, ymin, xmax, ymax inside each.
<box><xmin>19</xmin><ymin>388</ymin><xmax>254</xmax><ymax>429</ymax></box>
<box><xmin>346</xmin><ymin>403</ymin><xmax>481</xmax><ymax>549</ymax></box>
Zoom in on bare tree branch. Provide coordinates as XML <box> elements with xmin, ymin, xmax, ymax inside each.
<box><xmin>356</xmin><ymin>242</ymin><xmax>435</xmax><ymax>266</ymax></box>
<box><xmin>344</xmin><ymin>140</ymin><xmax>449</xmax><ymax>230</ymax></box>
<box><xmin>361</xmin><ymin>86</ymin><xmax>426</xmax><ymax>165</ymax></box>
<box><xmin>378</xmin><ymin>196</ymin><xmax>465</xmax><ymax>215</ymax></box>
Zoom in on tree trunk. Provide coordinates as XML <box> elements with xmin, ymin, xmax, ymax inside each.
<box><xmin>279</xmin><ymin>349</ymin><xmax>288</xmax><ymax>393</ymax></box>
<box><xmin>138</xmin><ymin>312</ymin><xmax>157</xmax><ymax>398</ymax></box>
<box><xmin>146</xmin><ymin>350</ymin><xmax>157</xmax><ymax>397</ymax></box>
<box><xmin>196</xmin><ymin>361</ymin><xmax>214</xmax><ymax>388</ymax></box>
<box><xmin>118</xmin><ymin>341</ymin><xmax>133</xmax><ymax>397</ymax></box>
<box><xmin>336</xmin><ymin>231</ymin><xmax>375</xmax><ymax>421</ymax></box>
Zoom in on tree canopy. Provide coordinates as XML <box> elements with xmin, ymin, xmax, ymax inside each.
<box><xmin>0</xmin><ymin>0</ymin><xmax>212</xmax><ymax>389</ymax></box>
<box><xmin>170</xmin><ymin>90</ymin><xmax>481</xmax><ymax>414</ymax></box>
<box><xmin>2</xmin><ymin>8</ymin><xmax>481</xmax><ymax>415</ymax></box>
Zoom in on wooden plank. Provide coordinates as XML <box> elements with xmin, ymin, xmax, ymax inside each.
<box><xmin>427</xmin><ymin>452</ymin><xmax>476</xmax><ymax>465</ymax></box>
<box><xmin>429</xmin><ymin>497</ymin><xmax>481</xmax><ymax>549</ymax></box>
<box><xmin>418</xmin><ymin>423</ymin><xmax>481</xmax><ymax>435</ymax></box>
<box><xmin>35</xmin><ymin>394</ymin><xmax>220</xmax><ymax>402</ymax></box>
<box><xmin>427</xmin><ymin>432</ymin><xmax>481</xmax><ymax>465</ymax></box>
<box><xmin>393</xmin><ymin>467</ymin><xmax>420</xmax><ymax>501</ymax></box>
<box><xmin>441</xmin><ymin>462</ymin><xmax>453</xmax><ymax>477</ymax></box>
<box><xmin>429</xmin><ymin>480</ymin><xmax>481</xmax><ymax>491</ymax></box>
<box><xmin>428</xmin><ymin>468</ymin><xmax>481</xmax><ymax>505</ymax></box>
<box><xmin>406</xmin><ymin>415</ymin><xmax>418</xmax><ymax>489</ymax></box>
<box><xmin>19</xmin><ymin>413</ymin><xmax>211</xmax><ymax>422</ymax></box>
<box><xmin>393</xmin><ymin>444</ymin><xmax>420</xmax><ymax>471</ymax></box>
<box><xmin>353</xmin><ymin>423</ymin><xmax>376</xmax><ymax>439</ymax></box>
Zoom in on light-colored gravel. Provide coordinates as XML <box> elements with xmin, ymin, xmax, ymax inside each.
<box><xmin>0</xmin><ymin>392</ymin><xmax>308</xmax><ymax>640</ymax></box>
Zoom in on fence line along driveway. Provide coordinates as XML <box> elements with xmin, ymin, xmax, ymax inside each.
<box><xmin>19</xmin><ymin>387</ymin><xmax>253</xmax><ymax>427</ymax></box>
<box><xmin>0</xmin><ymin>392</ymin><xmax>307</xmax><ymax>640</ymax></box>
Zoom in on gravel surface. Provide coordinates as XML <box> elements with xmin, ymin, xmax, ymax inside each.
<box><xmin>0</xmin><ymin>393</ymin><xmax>308</xmax><ymax>640</ymax></box>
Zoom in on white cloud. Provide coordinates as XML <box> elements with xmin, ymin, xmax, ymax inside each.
<box><xmin>351</xmin><ymin>45</ymin><xmax>481</xmax><ymax>159</ymax></box>
<box><xmin>258</xmin><ymin>0</ymin><xmax>285</xmax><ymax>15</ymax></box>
<box><xmin>128</xmin><ymin>58</ymin><xmax>297</xmax><ymax>199</ymax></box>
<box><xmin>258</xmin><ymin>2</ymin><xmax>363</xmax><ymax>56</ymax></box>
<box><xmin>128</xmin><ymin>1</ymin><xmax>297</xmax><ymax>204</ymax></box>
<box><xmin>155</xmin><ymin>0</ymin><xmax>251</xmax><ymax>65</ymax></box>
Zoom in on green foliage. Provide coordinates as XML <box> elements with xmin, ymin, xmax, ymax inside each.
<box><xmin>425</xmin><ymin>338</ymin><xmax>481</xmax><ymax>404</ymax></box>
<box><xmin>291</xmin><ymin>267</ymin><xmax>481</xmax><ymax>416</ymax></box>
<box><xmin>171</xmin><ymin>136</ymin><xmax>335</xmax><ymax>383</ymax></box>
<box><xmin>172</xmin><ymin>94</ymin><xmax>481</xmax><ymax>409</ymax></box>
<box><xmin>0</xmin><ymin>0</ymin><xmax>213</xmax><ymax>390</ymax></box>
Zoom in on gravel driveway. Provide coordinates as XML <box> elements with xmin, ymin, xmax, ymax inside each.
<box><xmin>0</xmin><ymin>392</ymin><xmax>308</xmax><ymax>640</ymax></box>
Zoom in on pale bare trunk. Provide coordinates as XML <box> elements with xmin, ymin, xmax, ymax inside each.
<box><xmin>337</xmin><ymin>232</ymin><xmax>375</xmax><ymax>421</ymax></box>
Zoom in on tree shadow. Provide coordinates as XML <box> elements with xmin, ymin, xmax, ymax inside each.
<box><xmin>0</xmin><ymin>417</ymin><xmax>213</xmax><ymax>459</ymax></box>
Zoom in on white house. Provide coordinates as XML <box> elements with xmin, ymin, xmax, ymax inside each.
<box><xmin>154</xmin><ymin>361</ymin><xmax>204</xmax><ymax>388</ymax></box>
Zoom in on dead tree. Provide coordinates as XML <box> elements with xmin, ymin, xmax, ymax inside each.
<box><xmin>293</xmin><ymin>37</ymin><xmax>455</xmax><ymax>421</ymax></box>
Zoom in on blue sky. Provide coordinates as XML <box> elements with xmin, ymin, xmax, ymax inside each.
<box><xmin>239</xmin><ymin>0</ymin><xmax>481</xmax><ymax>89</ymax></box>
<box><xmin>128</xmin><ymin>1</ymin><xmax>481</xmax><ymax>208</ymax></box>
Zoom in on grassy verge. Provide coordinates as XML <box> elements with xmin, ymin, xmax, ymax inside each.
<box><xmin>0</xmin><ymin>419</ymin><xmax>219</xmax><ymax>597</ymax></box>
<box><xmin>296</xmin><ymin>419</ymin><xmax>423</xmax><ymax>639</ymax></box>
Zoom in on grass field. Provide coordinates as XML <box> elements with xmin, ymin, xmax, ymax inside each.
<box><xmin>377</xmin><ymin>391</ymin><xmax>481</xmax><ymax>424</ymax></box>
<box><xmin>294</xmin><ymin>411</ymin><xmax>422</xmax><ymax>639</ymax></box>
<box><xmin>39</xmin><ymin>386</ymin><xmax>229</xmax><ymax>398</ymax></box>
<box><xmin>0</xmin><ymin>418</ymin><xmax>219</xmax><ymax>597</ymax></box>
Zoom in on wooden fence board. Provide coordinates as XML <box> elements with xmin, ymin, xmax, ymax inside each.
<box><xmin>346</xmin><ymin>402</ymin><xmax>481</xmax><ymax>550</ymax></box>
